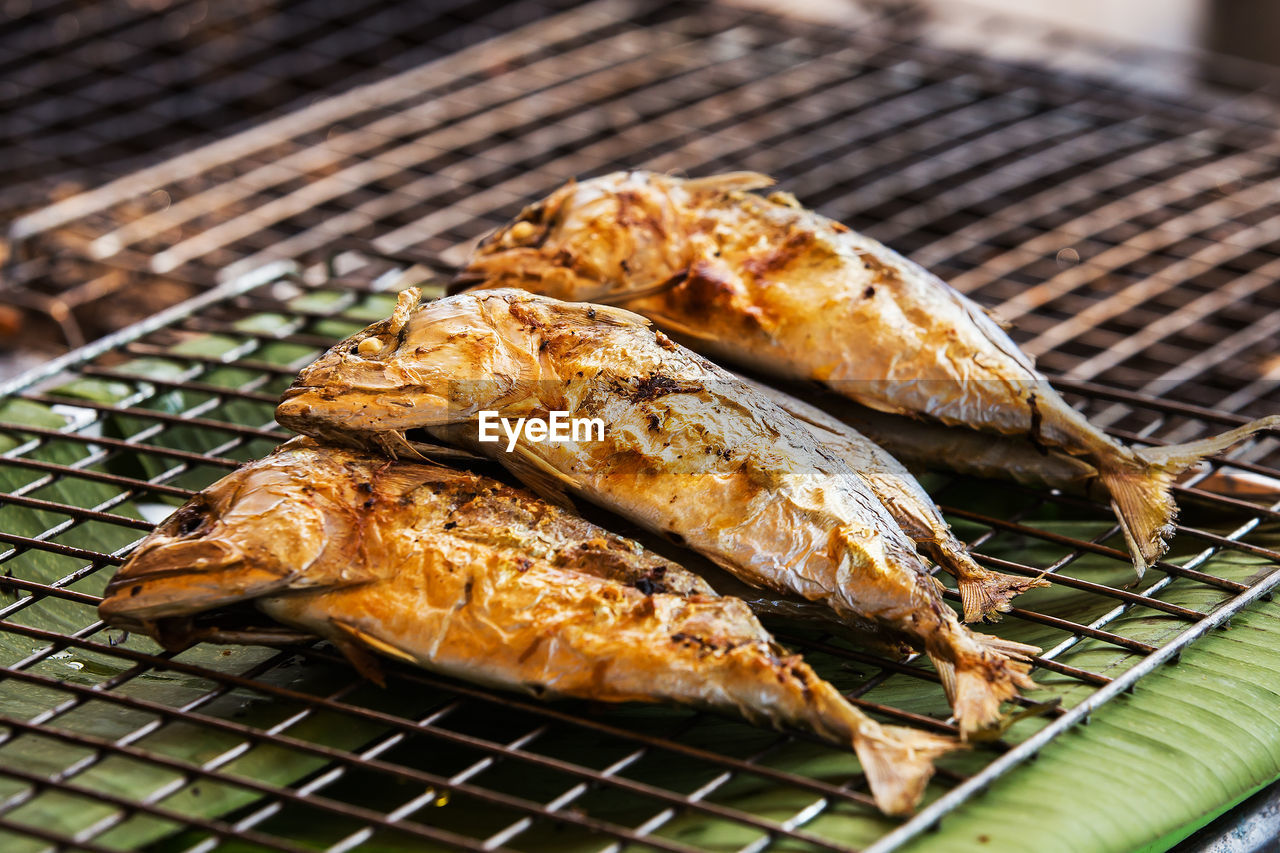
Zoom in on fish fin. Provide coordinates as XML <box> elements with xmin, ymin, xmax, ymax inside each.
<box><xmin>387</xmin><ymin>287</ymin><xmax>422</xmax><ymax>333</ymax></box>
<box><xmin>927</xmin><ymin>541</ymin><xmax>1050</xmax><ymax>622</ymax></box>
<box><xmin>948</xmin><ymin>632</ymin><xmax>1038</xmax><ymax>740</ymax></box>
<box><xmin>680</xmin><ymin>172</ymin><xmax>776</xmax><ymax>194</ymax></box>
<box><xmin>644</xmin><ymin>309</ymin><xmax>724</xmax><ymax>346</ymax></box>
<box><xmin>973</xmin><ymin>633</ymin><xmax>1039</xmax><ymax>662</ymax></box>
<box><xmin>404</xmin><ymin>441</ymin><xmax>484</xmax><ymax>464</ymax></box>
<box><xmin>981</xmin><ymin>305</ymin><xmax>1014</xmax><ymax>331</ymax></box>
<box><xmin>767</xmin><ymin>190</ymin><xmax>802</xmax><ymax>209</ymax></box>
<box><xmin>591</xmin><ymin>269</ymin><xmax>689</xmax><ymax>306</ymax></box>
<box><xmin>558</xmin><ymin>301</ymin><xmax>647</xmax><ymax>327</ymax></box>
<box><xmin>372</xmin><ymin>430</ymin><xmax>429</xmax><ymax>462</ymax></box>
<box><xmin>502</xmin><ymin>445</ymin><xmax>578</xmax><ymax>509</ymax></box>
<box><xmin>376</xmin><ymin>464</ymin><xmax>445</xmax><ymax>497</ymax></box>
<box><xmin>927</xmin><ymin>652</ymin><xmax>957</xmax><ymax>706</ymax></box>
<box><xmin>854</xmin><ymin>724</ymin><xmax>959</xmax><ymax>816</ymax></box>
<box><xmin>957</xmin><ymin>569</ymin><xmax>1049</xmax><ymax>624</ymax></box>
<box><xmin>330</xmin><ymin>619</ymin><xmax>420</xmax><ymax>687</ymax></box>
<box><xmin>1100</xmin><ymin>415</ymin><xmax>1280</xmax><ymax>576</ymax></box>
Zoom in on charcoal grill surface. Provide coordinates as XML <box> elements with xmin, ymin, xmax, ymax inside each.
<box><xmin>1</xmin><ymin>1</ymin><xmax>1279</xmax><ymax>851</ymax></box>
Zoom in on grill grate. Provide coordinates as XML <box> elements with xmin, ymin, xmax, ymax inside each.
<box><xmin>0</xmin><ymin>0</ymin><xmax>578</xmax><ymax>207</ymax></box>
<box><xmin>1</xmin><ymin>1</ymin><xmax>1279</xmax><ymax>851</ymax></box>
<box><xmin>0</xmin><ymin>0</ymin><xmax>580</xmax><ymax>349</ymax></box>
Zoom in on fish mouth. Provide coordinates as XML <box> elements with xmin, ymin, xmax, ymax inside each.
<box><xmin>98</xmin><ymin>538</ymin><xmax>288</xmax><ymax>625</ymax></box>
<box><xmin>106</xmin><ymin>603</ymin><xmax>316</xmax><ymax>651</ymax></box>
<box><xmin>274</xmin><ymin>390</ymin><xmax>322</xmax><ymax>425</ymax></box>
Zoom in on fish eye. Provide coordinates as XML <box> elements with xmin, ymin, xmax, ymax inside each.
<box><xmin>508</xmin><ymin>221</ymin><xmax>537</xmax><ymax>243</ymax></box>
<box><xmin>357</xmin><ymin>337</ymin><xmax>384</xmax><ymax>357</ymax></box>
<box><xmin>170</xmin><ymin>504</ymin><xmax>209</xmax><ymax>537</ymax></box>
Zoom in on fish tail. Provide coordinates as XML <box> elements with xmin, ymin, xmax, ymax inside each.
<box><xmin>1099</xmin><ymin>415</ymin><xmax>1280</xmax><ymax>577</ymax></box>
<box><xmin>931</xmin><ymin>632</ymin><xmax>1037</xmax><ymax>739</ymax></box>
<box><xmin>927</xmin><ymin>540</ymin><xmax>1049</xmax><ymax>622</ymax></box>
<box><xmin>804</xmin><ymin>679</ymin><xmax>958</xmax><ymax>815</ymax></box>
<box><xmin>852</xmin><ymin>721</ymin><xmax>959</xmax><ymax>815</ymax></box>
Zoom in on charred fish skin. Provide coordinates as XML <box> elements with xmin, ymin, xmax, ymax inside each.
<box><xmin>461</xmin><ymin>170</ymin><xmax>1280</xmax><ymax>577</ymax></box>
<box><xmin>740</xmin><ymin>376</ymin><xmax>1049</xmax><ymax>623</ymax></box>
<box><xmin>277</xmin><ymin>289</ymin><xmax>1037</xmax><ymax>737</ymax></box>
<box><xmin>99</xmin><ymin>438</ymin><xmax>954</xmax><ymax>816</ymax></box>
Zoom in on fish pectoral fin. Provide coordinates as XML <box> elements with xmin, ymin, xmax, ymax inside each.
<box><xmin>329</xmin><ymin>619</ymin><xmax>418</xmax><ymax>686</ymax></box>
<box><xmin>592</xmin><ymin>269</ymin><xmax>690</xmax><ymax>306</ymax></box>
<box><xmin>372</xmin><ymin>430</ymin><xmax>432</xmax><ymax>462</ymax></box>
<box><xmin>502</xmin><ymin>446</ymin><xmax>579</xmax><ymax>509</ymax></box>
<box><xmin>644</xmin><ymin>309</ymin><xmax>723</xmax><ymax>345</ymax></box>
<box><xmin>403</xmin><ymin>439</ymin><xmax>485</xmax><ymax>465</ymax></box>
<box><xmin>376</xmin><ymin>463</ymin><xmax>458</xmax><ymax>497</ymax></box>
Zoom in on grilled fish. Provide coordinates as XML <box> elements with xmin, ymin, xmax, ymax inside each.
<box><xmin>459</xmin><ymin>170</ymin><xmax>1279</xmax><ymax>576</ymax></box>
<box><xmin>98</xmin><ymin>437</ymin><xmax>955</xmax><ymax>815</ymax></box>
<box><xmin>276</xmin><ymin>289</ymin><xmax>1038</xmax><ymax>737</ymax></box>
<box><xmin>740</xmin><ymin>376</ymin><xmax>1049</xmax><ymax>621</ymax></box>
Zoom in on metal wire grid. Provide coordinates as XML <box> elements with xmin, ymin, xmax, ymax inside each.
<box><xmin>4</xmin><ymin>0</ymin><xmax>1279</xmax><ymax>416</ymax></box>
<box><xmin>0</xmin><ymin>0</ymin><xmax>582</xmax><ymax>348</ymax></box>
<box><xmin>0</xmin><ymin>0</ymin><xmax>576</xmax><ymax>206</ymax></box>
<box><xmin>0</xmin><ymin>252</ymin><xmax>1274</xmax><ymax>853</ymax></box>
<box><xmin>0</xmin><ymin>0</ymin><xmax>1275</xmax><ymax>850</ymax></box>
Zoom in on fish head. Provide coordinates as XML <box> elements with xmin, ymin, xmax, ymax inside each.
<box><xmin>457</xmin><ymin>171</ymin><xmax>706</xmax><ymax>300</ymax></box>
<box><xmin>99</xmin><ymin>439</ymin><xmax>373</xmax><ymax>641</ymax></box>
<box><xmin>276</xmin><ymin>289</ymin><xmax>545</xmax><ymax>442</ymax></box>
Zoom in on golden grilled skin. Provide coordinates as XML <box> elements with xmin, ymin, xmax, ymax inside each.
<box><xmin>741</xmin><ymin>377</ymin><xmax>1049</xmax><ymax>622</ymax></box>
<box><xmin>459</xmin><ymin>170</ymin><xmax>1279</xmax><ymax>577</ymax></box>
<box><xmin>276</xmin><ymin>289</ymin><xmax>1037</xmax><ymax>737</ymax></box>
<box><xmin>98</xmin><ymin>438</ymin><xmax>954</xmax><ymax>816</ymax></box>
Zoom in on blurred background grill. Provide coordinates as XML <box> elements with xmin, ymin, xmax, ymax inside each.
<box><xmin>1</xmin><ymin>1</ymin><xmax>1279</xmax><ymax>851</ymax></box>
<box><xmin>4</xmin><ymin>0</ymin><xmax>1280</xmax><ymax>419</ymax></box>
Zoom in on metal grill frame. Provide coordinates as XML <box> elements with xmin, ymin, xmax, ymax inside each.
<box><xmin>1</xmin><ymin>1</ymin><xmax>1280</xmax><ymax>850</ymax></box>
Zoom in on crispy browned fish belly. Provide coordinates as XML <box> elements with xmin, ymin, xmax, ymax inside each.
<box><xmin>276</xmin><ymin>289</ymin><xmax>1038</xmax><ymax>737</ymax></box>
<box><xmin>459</xmin><ymin>170</ymin><xmax>1279</xmax><ymax>577</ymax></box>
<box><xmin>99</xmin><ymin>437</ymin><xmax>955</xmax><ymax>815</ymax></box>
